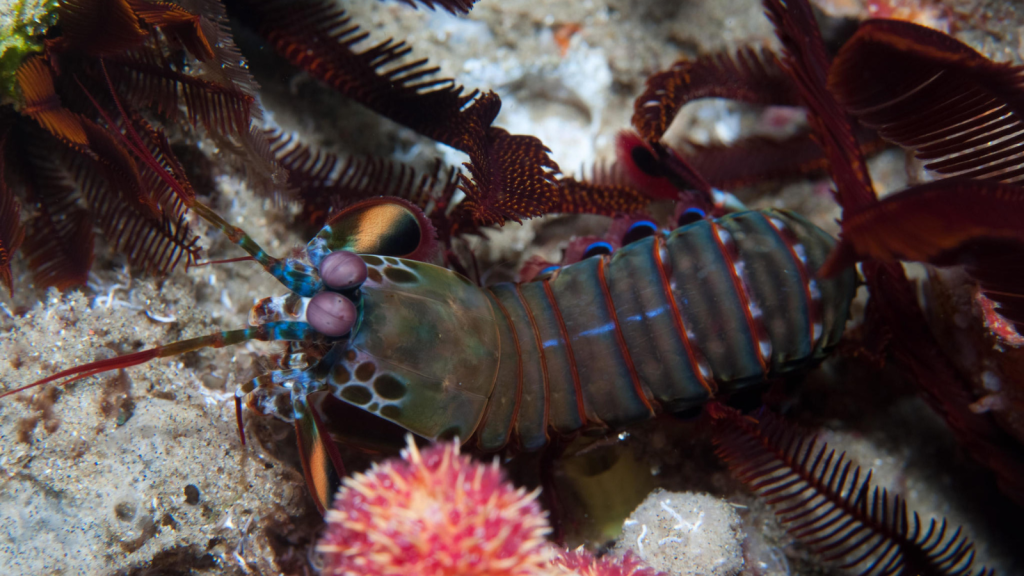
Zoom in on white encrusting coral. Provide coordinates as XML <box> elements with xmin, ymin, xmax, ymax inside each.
<box><xmin>618</xmin><ymin>489</ymin><xmax>745</xmax><ymax>576</ymax></box>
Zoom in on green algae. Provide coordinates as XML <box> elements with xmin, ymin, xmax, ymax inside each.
<box><xmin>0</xmin><ymin>0</ymin><xmax>59</xmax><ymax>104</ymax></box>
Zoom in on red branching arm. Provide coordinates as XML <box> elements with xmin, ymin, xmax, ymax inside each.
<box><xmin>104</xmin><ymin>48</ymin><xmax>255</xmax><ymax>137</ymax></box>
<box><xmin>829</xmin><ymin>19</ymin><xmax>1024</xmax><ymax>184</ymax></box>
<box><xmin>393</xmin><ymin>0</ymin><xmax>479</xmax><ymax>14</ymax></box>
<box><xmin>822</xmin><ymin>178</ymin><xmax>1024</xmax><ymax>264</ymax></box>
<box><xmin>761</xmin><ymin>0</ymin><xmax>876</xmax><ymax>212</ymax></box>
<box><xmin>819</xmin><ymin>179</ymin><xmax>1024</xmax><ymax>332</ymax></box>
<box><xmin>207</xmin><ymin>126</ymin><xmax>292</xmax><ymax>203</ymax></box>
<box><xmin>130</xmin><ymin>111</ymin><xmax>197</xmax><ymax>212</ymax></box>
<box><xmin>17</xmin><ymin>59</ymin><xmax>202</xmax><ymax>280</ymax></box>
<box><xmin>65</xmin><ymin>148</ymin><xmax>200</xmax><ymax>276</ymax></box>
<box><xmin>1</xmin><ymin>0</ymin><xmax>267</xmax><ymax>290</ymax></box>
<box><xmin>16</xmin><ymin>56</ymin><xmax>90</xmax><ymax>148</ymax></box>
<box><xmin>824</xmin><ymin>179</ymin><xmax>1024</xmax><ymax>264</ymax></box>
<box><xmin>686</xmin><ymin>134</ymin><xmax>828</xmax><ymax>190</ymax></box>
<box><xmin>77</xmin><ymin>115</ymin><xmax>161</xmax><ymax>216</ymax></box>
<box><xmin>628</xmin><ymin>38</ymin><xmax>883</xmax><ymax>196</ymax></box>
<box><xmin>266</xmin><ymin>130</ymin><xmax>460</xmax><ymax>234</ymax></box>
<box><xmin>457</xmin><ymin>126</ymin><xmax>560</xmax><ymax>224</ymax></box>
<box><xmin>241</xmin><ymin>0</ymin><xmax>486</xmax><ymax>150</ymax></box>
<box><xmin>711</xmin><ymin>404</ymin><xmax>996</xmax><ymax>576</ymax></box>
<box><xmin>127</xmin><ymin>0</ymin><xmax>216</xmax><ymax>61</ymax></box>
<box><xmin>770</xmin><ymin>0</ymin><xmax>1024</xmax><ymax>508</ymax></box>
<box><xmin>239</xmin><ymin>0</ymin><xmax>561</xmax><ymax>225</ymax></box>
<box><xmin>44</xmin><ymin>1</ymin><xmax>256</xmax><ymax>140</ymax></box>
<box><xmin>50</xmin><ymin>0</ymin><xmax>149</xmax><ymax>56</ymax></box>
<box><xmin>7</xmin><ymin>126</ymin><xmax>95</xmax><ymax>289</ymax></box>
<box><xmin>632</xmin><ymin>47</ymin><xmax>800</xmax><ymax>142</ymax></box>
<box><xmin>17</xmin><ymin>56</ymin><xmax>163</xmax><ymax>219</ymax></box>
<box><xmin>192</xmin><ymin>0</ymin><xmax>263</xmax><ymax>100</ymax></box>
<box><xmin>0</xmin><ymin>119</ymin><xmax>24</xmax><ymax>294</ymax></box>
<box><xmin>553</xmin><ymin>168</ymin><xmax>652</xmax><ymax>217</ymax></box>
<box><xmin>267</xmin><ymin>131</ymin><xmax>457</xmax><ymax>213</ymax></box>
<box><xmin>684</xmin><ymin>123</ymin><xmax>885</xmax><ymax>190</ymax></box>
<box><xmin>861</xmin><ymin>262</ymin><xmax>1024</xmax><ymax>509</ymax></box>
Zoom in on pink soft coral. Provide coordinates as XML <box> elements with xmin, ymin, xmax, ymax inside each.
<box><xmin>317</xmin><ymin>437</ymin><xmax>666</xmax><ymax>576</ymax></box>
<box><xmin>552</xmin><ymin>549</ymin><xmax>667</xmax><ymax>576</ymax></box>
<box><xmin>317</xmin><ymin>438</ymin><xmax>554</xmax><ymax>576</ymax></box>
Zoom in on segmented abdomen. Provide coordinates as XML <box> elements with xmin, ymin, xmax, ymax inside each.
<box><xmin>478</xmin><ymin>209</ymin><xmax>857</xmax><ymax>451</ymax></box>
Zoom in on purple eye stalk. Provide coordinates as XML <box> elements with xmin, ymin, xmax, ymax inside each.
<box><xmin>306</xmin><ymin>251</ymin><xmax>368</xmax><ymax>337</ymax></box>
<box><xmin>307</xmin><ymin>291</ymin><xmax>358</xmax><ymax>337</ymax></box>
<box><xmin>319</xmin><ymin>250</ymin><xmax>369</xmax><ymax>290</ymax></box>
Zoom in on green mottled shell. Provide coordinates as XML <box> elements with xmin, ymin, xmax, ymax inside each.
<box><xmin>327</xmin><ymin>255</ymin><xmax>501</xmax><ymax>441</ymax></box>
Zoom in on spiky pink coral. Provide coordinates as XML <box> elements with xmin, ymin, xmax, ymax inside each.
<box><xmin>317</xmin><ymin>438</ymin><xmax>554</xmax><ymax>576</ymax></box>
<box><xmin>552</xmin><ymin>549</ymin><xmax>667</xmax><ymax>576</ymax></box>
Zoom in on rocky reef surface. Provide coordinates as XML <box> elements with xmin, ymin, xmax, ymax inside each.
<box><xmin>1</xmin><ymin>0</ymin><xmax>1023</xmax><ymax>574</ymax></box>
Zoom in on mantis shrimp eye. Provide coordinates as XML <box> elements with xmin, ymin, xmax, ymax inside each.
<box><xmin>319</xmin><ymin>250</ymin><xmax>368</xmax><ymax>290</ymax></box>
<box><xmin>582</xmin><ymin>241</ymin><xmax>614</xmax><ymax>259</ymax></box>
<box><xmin>630</xmin><ymin>144</ymin><xmax>662</xmax><ymax>177</ymax></box>
<box><xmin>622</xmin><ymin>220</ymin><xmax>658</xmax><ymax>245</ymax></box>
<box><xmin>677</xmin><ymin>207</ymin><xmax>706</xmax><ymax>227</ymax></box>
<box><xmin>307</xmin><ymin>291</ymin><xmax>358</xmax><ymax>337</ymax></box>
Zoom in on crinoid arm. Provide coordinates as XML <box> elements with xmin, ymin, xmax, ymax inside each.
<box><xmin>72</xmin><ymin>64</ymin><xmax>325</xmax><ymax>297</ymax></box>
<box><xmin>126</xmin><ymin>0</ymin><xmax>216</xmax><ymax>62</ymax></box>
<box><xmin>236</xmin><ymin>0</ymin><xmax>561</xmax><ymax>225</ymax></box>
<box><xmin>0</xmin><ymin>184</ymin><xmax>20</xmax><ymax>294</ymax></box>
<box><xmin>761</xmin><ymin>0</ymin><xmax>876</xmax><ymax>212</ymax></box>
<box><xmin>860</xmin><ymin>261</ymin><xmax>1024</xmax><ymax>507</ymax></box>
<box><xmin>821</xmin><ymin>18</ymin><xmax>1024</xmax><ymax>332</ymax></box>
<box><xmin>683</xmin><ymin>123</ymin><xmax>885</xmax><ymax>191</ymax></box>
<box><xmin>0</xmin><ymin>0</ymin><xmax>289</xmax><ymax>292</ymax></box>
<box><xmin>49</xmin><ymin>0</ymin><xmax>148</xmax><ymax>56</ymax></box>
<box><xmin>711</xmin><ymin>404</ymin><xmax>995</xmax><ymax>576</ymax></box>
<box><xmin>53</xmin><ymin>0</ymin><xmax>255</xmax><ymax>138</ymax></box>
<box><xmin>265</xmin><ymin>130</ymin><xmax>460</xmax><ymax>236</ymax></box>
<box><xmin>820</xmin><ymin>179</ymin><xmax>1024</xmax><ymax>333</ymax></box>
<box><xmin>632</xmin><ymin>46</ymin><xmax>800</xmax><ymax>143</ymax></box>
<box><xmin>393</xmin><ymin>0</ymin><xmax>479</xmax><ymax>14</ymax></box>
<box><xmin>829</xmin><ymin>19</ymin><xmax>1024</xmax><ymax>185</ymax></box>
<box><xmin>630</xmin><ymin>6</ymin><xmax>888</xmax><ymax>204</ymax></box>
<box><xmin>15</xmin><ymin>57</ymin><xmax>204</xmax><ymax>280</ymax></box>
<box><xmin>552</xmin><ymin>169</ymin><xmax>652</xmax><ymax>217</ymax></box>
<box><xmin>0</xmin><ymin>117</ymin><xmax>24</xmax><ymax>294</ymax></box>
<box><xmin>15</xmin><ymin>56</ymin><xmax>91</xmax><ymax>149</ymax></box>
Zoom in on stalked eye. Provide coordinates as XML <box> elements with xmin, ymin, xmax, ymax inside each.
<box><xmin>307</xmin><ymin>291</ymin><xmax>358</xmax><ymax>337</ymax></box>
<box><xmin>630</xmin><ymin>145</ymin><xmax>662</xmax><ymax>177</ymax></box>
<box><xmin>622</xmin><ymin>220</ymin><xmax>658</xmax><ymax>246</ymax></box>
<box><xmin>677</xmin><ymin>207</ymin><xmax>706</xmax><ymax>227</ymax></box>
<box><xmin>540</xmin><ymin>265</ymin><xmax>560</xmax><ymax>276</ymax></box>
<box><xmin>319</xmin><ymin>250</ymin><xmax>368</xmax><ymax>290</ymax></box>
<box><xmin>582</xmin><ymin>241</ymin><xmax>613</xmax><ymax>259</ymax></box>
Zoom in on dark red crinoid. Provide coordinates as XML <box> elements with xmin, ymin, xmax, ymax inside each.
<box><xmin>0</xmin><ymin>0</ymin><xmax>281</xmax><ymax>291</ymax></box>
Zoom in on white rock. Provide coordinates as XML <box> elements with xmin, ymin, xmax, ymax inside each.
<box><xmin>618</xmin><ymin>489</ymin><xmax>745</xmax><ymax>576</ymax></box>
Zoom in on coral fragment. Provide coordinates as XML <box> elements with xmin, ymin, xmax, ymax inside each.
<box><xmin>317</xmin><ymin>438</ymin><xmax>554</xmax><ymax>576</ymax></box>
